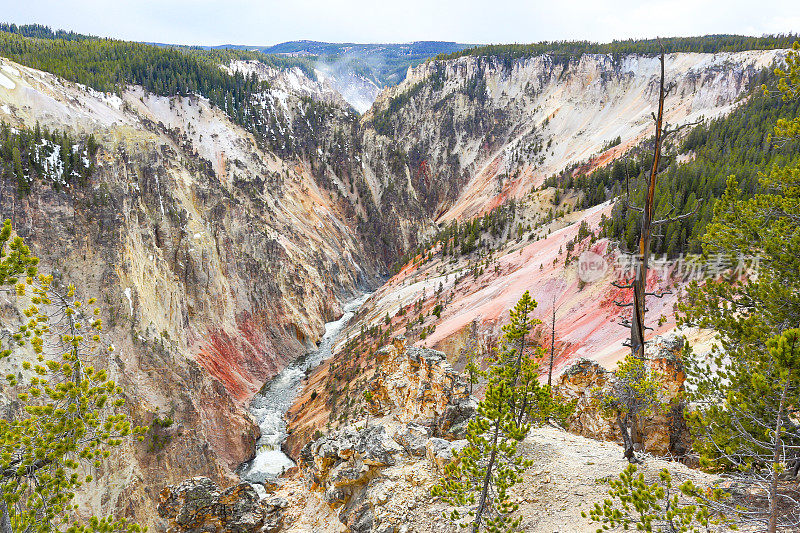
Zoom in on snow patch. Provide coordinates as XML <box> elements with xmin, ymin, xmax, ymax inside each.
<box><xmin>0</xmin><ymin>104</ymin><xmax>9</xmax><ymax>114</ymax></box>
<box><xmin>271</xmin><ymin>89</ymin><xmax>290</xmax><ymax>113</ymax></box>
<box><xmin>0</xmin><ymin>72</ymin><xmax>16</xmax><ymax>90</ymax></box>
<box><xmin>87</xmin><ymin>87</ymin><xmax>123</xmax><ymax>110</ymax></box>
<box><xmin>1</xmin><ymin>65</ymin><xmax>20</xmax><ymax>77</ymax></box>
<box><xmin>123</xmin><ymin>288</ymin><xmax>134</xmax><ymax>315</ymax></box>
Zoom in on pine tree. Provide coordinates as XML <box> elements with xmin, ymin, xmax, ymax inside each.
<box><xmin>678</xmin><ymin>42</ymin><xmax>800</xmax><ymax>532</ymax></box>
<box><xmin>493</xmin><ymin>291</ymin><xmax>539</xmax><ymax>383</ymax></box>
<box><xmin>434</xmin><ymin>292</ymin><xmax>573</xmax><ymax>532</ymax></box>
<box><xmin>599</xmin><ymin>354</ymin><xmax>665</xmax><ymax>463</ymax></box>
<box><xmin>11</xmin><ymin>145</ymin><xmax>26</xmax><ymax>194</ymax></box>
<box><xmin>584</xmin><ymin>464</ymin><xmax>732</xmax><ymax>532</ymax></box>
<box><xmin>0</xmin><ymin>220</ymin><xmax>146</xmax><ymax>532</ymax></box>
<box><xmin>463</xmin><ymin>319</ymin><xmax>483</xmax><ymax>396</ymax></box>
<box><xmin>432</xmin><ymin>379</ymin><xmax>531</xmax><ymax>533</ymax></box>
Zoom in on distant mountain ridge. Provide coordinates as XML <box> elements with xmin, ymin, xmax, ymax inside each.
<box><xmin>212</xmin><ymin>40</ymin><xmax>473</xmax><ymax>112</ymax></box>
<box><xmin>221</xmin><ymin>40</ymin><xmax>472</xmax><ymax>87</ymax></box>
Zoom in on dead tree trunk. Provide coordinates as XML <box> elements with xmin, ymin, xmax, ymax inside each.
<box><xmin>1</xmin><ymin>502</ymin><xmax>11</xmax><ymax>533</ymax></box>
<box><xmin>609</xmin><ymin>50</ymin><xmax>699</xmax><ymax>463</ymax></box>
<box><xmin>630</xmin><ymin>52</ymin><xmax>666</xmax><ymax>359</ymax></box>
<box><xmin>768</xmin><ymin>378</ymin><xmax>790</xmax><ymax>533</ymax></box>
<box><xmin>617</xmin><ymin>412</ymin><xmax>637</xmax><ymax>463</ymax></box>
<box><xmin>548</xmin><ymin>296</ymin><xmax>556</xmax><ymax>387</ymax></box>
<box><xmin>621</xmin><ymin>51</ymin><xmax>697</xmax><ymax>357</ymax></box>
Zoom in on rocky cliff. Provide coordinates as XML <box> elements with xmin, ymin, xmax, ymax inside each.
<box><xmin>557</xmin><ymin>333</ymin><xmax>691</xmax><ymax>457</ymax></box>
<box><xmin>159</xmin><ymin>424</ymin><xmax>719</xmax><ymax>533</ymax></box>
<box><xmin>0</xmin><ymin>57</ymin><xmax>381</xmax><ymax>527</ymax></box>
<box><xmin>0</xmin><ymin>44</ymin><xmax>787</xmax><ymax>529</ymax></box>
<box><xmin>361</xmin><ymin>50</ymin><xmax>783</xmax><ymax>224</ymax></box>
<box><xmin>284</xmin><ymin>336</ymin><xmax>476</xmax><ymax>461</ymax></box>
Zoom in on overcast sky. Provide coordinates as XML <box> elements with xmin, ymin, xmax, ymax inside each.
<box><xmin>1</xmin><ymin>0</ymin><xmax>798</xmax><ymax>46</ymax></box>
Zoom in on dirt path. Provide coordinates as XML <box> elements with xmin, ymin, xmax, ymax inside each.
<box><xmin>277</xmin><ymin>425</ymin><xmax>718</xmax><ymax>532</ymax></box>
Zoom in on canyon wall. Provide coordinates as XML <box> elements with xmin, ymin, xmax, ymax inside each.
<box><xmin>0</xmin><ymin>45</ymin><xmax>787</xmax><ymax>528</ymax></box>
<box><xmin>0</xmin><ymin>57</ymin><xmax>381</xmax><ymax>526</ymax></box>
<box><xmin>360</xmin><ymin>50</ymin><xmax>782</xmax><ymax>225</ymax></box>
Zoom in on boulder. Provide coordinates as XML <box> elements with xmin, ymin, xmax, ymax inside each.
<box><xmin>392</xmin><ymin>422</ymin><xmax>430</xmax><ymax>456</ymax></box>
<box><xmin>436</xmin><ymin>396</ymin><xmax>478</xmax><ymax>439</ymax></box>
<box><xmin>556</xmin><ymin>333</ymin><xmax>690</xmax><ymax>457</ymax></box>
<box><xmin>301</xmin><ymin>425</ymin><xmax>402</xmax><ymax>506</ymax></box>
<box><xmin>157</xmin><ymin>477</ymin><xmax>285</xmax><ymax>533</ymax></box>
<box><xmin>426</xmin><ymin>437</ymin><xmax>468</xmax><ymax>472</ymax></box>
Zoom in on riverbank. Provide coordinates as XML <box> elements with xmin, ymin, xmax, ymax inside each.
<box><xmin>239</xmin><ymin>293</ymin><xmax>371</xmax><ymax>483</ymax></box>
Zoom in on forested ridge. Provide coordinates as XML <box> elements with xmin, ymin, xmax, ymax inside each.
<box><xmin>0</xmin><ymin>24</ymin><xmax>325</xmax><ymax>149</ymax></box>
<box><xmin>436</xmin><ymin>34</ymin><xmax>800</xmax><ymax>62</ymax></box>
<box><xmin>595</xmin><ymin>76</ymin><xmax>800</xmax><ymax>255</ymax></box>
<box><xmin>0</xmin><ymin>28</ymin><xmax>269</xmax><ymax>118</ymax></box>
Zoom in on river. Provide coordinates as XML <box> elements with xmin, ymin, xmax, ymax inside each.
<box><xmin>239</xmin><ymin>293</ymin><xmax>370</xmax><ymax>483</ymax></box>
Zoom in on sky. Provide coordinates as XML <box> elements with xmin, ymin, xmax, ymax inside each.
<box><xmin>1</xmin><ymin>0</ymin><xmax>798</xmax><ymax>46</ymax></box>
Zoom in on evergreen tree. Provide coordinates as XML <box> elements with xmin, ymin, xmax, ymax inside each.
<box><xmin>599</xmin><ymin>355</ymin><xmax>665</xmax><ymax>463</ymax></box>
<box><xmin>0</xmin><ymin>220</ymin><xmax>146</xmax><ymax>532</ymax></box>
<box><xmin>493</xmin><ymin>291</ymin><xmax>539</xmax><ymax>383</ymax></box>
<box><xmin>678</xmin><ymin>42</ymin><xmax>800</xmax><ymax>532</ymax></box>
<box><xmin>463</xmin><ymin>320</ymin><xmax>483</xmax><ymax>396</ymax></box>
<box><xmin>434</xmin><ymin>292</ymin><xmax>573</xmax><ymax>531</ymax></box>
<box><xmin>11</xmin><ymin>145</ymin><xmax>26</xmax><ymax>193</ymax></box>
<box><xmin>584</xmin><ymin>464</ymin><xmax>732</xmax><ymax>532</ymax></box>
<box><xmin>432</xmin><ymin>379</ymin><xmax>531</xmax><ymax>533</ymax></box>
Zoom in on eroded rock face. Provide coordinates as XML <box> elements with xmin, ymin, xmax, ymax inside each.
<box><xmin>557</xmin><ymin>333</ymin><xmax>690</xmax><ymax>456</ymax></box>
<box><xmin>297</xmin><ymin>425</ymin><xmax>402</xmax><ymax>532</ymax></box>
<box><xmin>301</xmin><ymin>425</ymin><xmax>403</xmax><ymax>500</ymax></box>
<box><xmin>366</xmin><ymin>337</ymin><xmax>476</xmax><ymax>438</ymax></box>
<box><xmin>298</xmin><ymin>421</ymin><xmax>466</xmax><ymax>532</ymax></box>
<box><xmin>0</xmin><ymin>58</ymin><xmax>382</xmax><ymax>527</ymax></box>
<box><xmin>157</xmin><ymin>477</ymin><xmax>286</xmax><ymax>532</ymax></box>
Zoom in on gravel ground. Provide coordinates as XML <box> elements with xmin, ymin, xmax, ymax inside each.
<box><xmin>277</xmin><ymin>425</ymin><xmax>721</xmax><ymax>533</ymax></box>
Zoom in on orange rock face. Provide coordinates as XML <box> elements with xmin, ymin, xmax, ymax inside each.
<box><xmin>557</xmin><ymin>334</ymin><xmax>690</xmax><ymax>457</ymax></box>
<box><xmin>366</xmin><ymin>337</ymin><xmax>472</xmax><ymax>429</ymax></box>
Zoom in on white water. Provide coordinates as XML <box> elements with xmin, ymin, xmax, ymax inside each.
<box><xmin>240</xmin><ymin>294</ymin><xmax>369</xmax><ymax>483</ymax></box>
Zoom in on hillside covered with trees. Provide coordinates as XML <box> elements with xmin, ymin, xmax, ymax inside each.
<box><xmin>436</xmin><ymin>34</ymin><xmax>800</xmax><ymax>62</ymax></box>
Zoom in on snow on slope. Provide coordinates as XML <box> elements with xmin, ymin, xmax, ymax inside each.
<box><xmin>364</xmin><ymin>49</ymin><xmax>785</xmax><ymax>225</ymax></box>
<box><xmin>440</xmin><ymin>50</ymin><xmax>783</xmax><ymax>221</ymax></box>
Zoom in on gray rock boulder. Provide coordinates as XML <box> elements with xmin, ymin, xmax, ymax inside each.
<box><xmin>392</xmin><ymin>422</ymin><xmax>430</xmax><ymax>456</ymax></box>
<box><xmin>426</xmin><ymin>437</ymin><xmax>468</xmax><ymax>472</ymax></box>
<box><xmin>157</xmin><ymin>477</ymin><xmax>285</xmax><ymax>532</ymax></box>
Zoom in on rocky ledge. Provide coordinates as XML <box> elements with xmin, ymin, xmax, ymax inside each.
<box><xmin>284</xmin><ymin>336</ymin><xmax>478</xmax><ymax>459</ymax></box>
<box><xmin>365</xmin><ymin>337</ymin><xmax>478</xmax><ymax>439</ymax></box>
<box><xmin>300</xmin><ymin>421</ymin><xmax>468</xmax><ymax>532</ymax></box>
<box><xmin>293</xmin><ymin>336</ymin><xmax>478</xmax><ymax>531</ymax></box>
<box><xmin>556</xmin><ymin>333</ymin><xmax>691</xmax><ymax>457</ymax></box>
<box><xmin>157</xmin><ymin>477</ymin><xmax>287</xmax><ymax>533</ymax></box>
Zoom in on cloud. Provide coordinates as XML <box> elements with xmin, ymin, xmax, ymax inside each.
<box><xmin>0</xmin><ymin>0</ymin><xmax>796</xmax><ymax>46</ymax></box>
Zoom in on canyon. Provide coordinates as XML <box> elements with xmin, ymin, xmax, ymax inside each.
<box><xmin>0</xmin><ymin>44</ymin><xmax>787</xmax><ymax>530</ymax></box>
